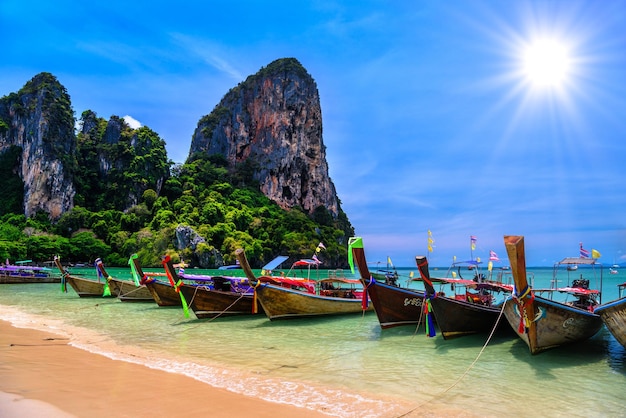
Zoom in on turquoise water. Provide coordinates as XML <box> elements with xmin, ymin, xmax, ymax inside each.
<box><xmin>1</xmin><ymin>266</ymin><xmax>625</xmax><ymax>417</ymax></box>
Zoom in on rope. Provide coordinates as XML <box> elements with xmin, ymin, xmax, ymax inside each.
<box><xmin>412</xmin><ymin>294</ymin><xmax>426</xmax><ymax>337</ymax></box>
<box><xmin>396</xmin><ymin>298</ymin><xmax>508</xmax><ymax>418</ymax></box>
<box><xmin>172</xmin><ymin>287</ymin><xmax>248</xmax><ymax>326</ymax></box>
<box><xmin>116</xmin><ymin>284</ymin><xmax>145</xmax><ymax>298</ymax></box>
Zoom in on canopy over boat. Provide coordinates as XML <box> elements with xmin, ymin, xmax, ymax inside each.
<box><xmin>262</xmin><ymin>255</ymin><xmax>289</xmax><ymax>271</ymax></box>
<box><xmin>293</xmin><ymin>259</ymin><xmax>321</xmax><ymax>267</ymax></box>
<box><xmin>218</xmin><ymin>260</ymin><xmax>241</xmax><ymax>270</ymax></box>
<box><xmin>428</xmin><ymin>276</ymin><xmax>512</xmax><ymax>292</ymax></box>
<box><xmin>319</xmin><ymin>277</ymin><xmax>362</xmax><ymax>286</ymax></box>
<box><xmin>557</xmin><ymin>257</ymin><xmax>599</xmax><ymax>266</ymax></box>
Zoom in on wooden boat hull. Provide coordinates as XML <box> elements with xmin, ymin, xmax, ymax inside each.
<box><xmin>430</xmin><ymin>296</ymin><xmax>509</xmax><ymax>339</ymax></box>
<box><xmin>0</xmin><ymin>273</ymin><xmax>60</xmax><ymax>284</ymax></box>
<box><xmin>66</xmin><ymin>276</ymin><xmax>110</xmax><ymax>298</ymax></box>
<box><xmin>145</xmin><ymin>280</ymin><xmax>182</xmax><ymax>307</ymax></box>
<box><xmin>178</xmin><ymin>284</ymin><xmax>258</xmax><ymax>318</ymax></box>
<box><xmin>255</xmin><ymin>284</ymin><xmax>372</xmax><ymax>320</ymax></box>
<box><xmin>503</xmin><ymin>296</ymin><xmax>603</xmax><ymax>354</ymax></box>
<box><xmin>108</xmin><ymin>278</ymin><xmax>154</xmax><ymax>302</ymax></box>
<box><xmin>594</xmin><ymin>297</ymin><xmax>626</xmax><ymax>348</ymax></box>
<box><xmin>363</xmin><ymin>279</ymin><xmax>425</xmax><ymax>329</ymax></box>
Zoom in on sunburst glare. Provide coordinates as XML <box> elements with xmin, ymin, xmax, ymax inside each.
<box><xmin>522</xmin><ymin>38</ymin><xmax>572</xmax><ymax>88</ymax></box>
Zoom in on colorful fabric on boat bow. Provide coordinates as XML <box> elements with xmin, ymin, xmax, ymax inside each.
<box><xmin>423</xmin><ymin>295</ymin><xmax>436</xmax><ymax>338</ymax></box>
<box><xmin>95</xmin><ymin>258</ymin><xmax>111</xmax><ymax>297</ymax></box>
<box><xmin>161</xmin><ymin>255</ymin><xmax>189</xmax><ymax>317</ymax></box>
<box><xmin>415</xmin><ymin>255</ymin><xmax>436</xmax><ymax>337</ymax></box>
<box><xmin>512</xmin><ymin>284</ymin><xmax>535</xmax><ymax>334</ymax></box>
<box><xmin>174</xmin><ymin>279</ymin><xmax>190</xmax><ymax>318</ymax></box>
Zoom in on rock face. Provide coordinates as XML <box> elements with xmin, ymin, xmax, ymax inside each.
<box><xmin>0</xmin><ymin>73</ymin><xmax>75</xmax><ymax>220</ymax></box>
<box><xmin>189</xmin><ymin>58</ymin><xmax>339</xmax><ymax>217</ymax></box>
<box><xmin>174</xmin><ymin>225</ymin><xmax>224</xmax><ymax>268</ymax></box>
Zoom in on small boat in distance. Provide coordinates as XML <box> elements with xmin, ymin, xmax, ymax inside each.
<box><xmin>218</xmin><ymin>260</ymin><xmax>241</xmax><ymax>270</ymax></box>
<box><xmin>369</xmin><ymin>257</ymin><xmax>400</xmax><ymax>286</ymax></box>
<box><xmin>0</xmin><ymin>259</ymin><xmax>60</xmax><ymax>284</ymax></box>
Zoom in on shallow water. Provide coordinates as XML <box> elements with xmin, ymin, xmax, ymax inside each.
<box><xmin>1</xmin><ymin>266</ymin><xmax>625</xmax><ymax>417</ymax></box>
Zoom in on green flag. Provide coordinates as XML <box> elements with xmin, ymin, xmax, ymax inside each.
<box><xmin>347</xmin><ymin>237</ymin><xmax>363</xmax><ymax>274</ymax></box>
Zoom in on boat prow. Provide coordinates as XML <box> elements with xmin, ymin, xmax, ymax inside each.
<box><xmin>503</xmin><ymin>235</ymin><xmax>602</xmax><ymax>354</ymax></box>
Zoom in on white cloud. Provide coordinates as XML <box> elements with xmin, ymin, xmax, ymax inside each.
<box><xmin>122</xmin><ymin>115</ymin><xmax>142</xmax><ymax>129</ymax></box>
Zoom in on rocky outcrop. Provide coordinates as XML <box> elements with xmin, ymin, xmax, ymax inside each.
<box><xmin>174</xmin><ymin>225</ymin><xmax>224</xmax><ymax>268</ymax></box>
<box><xmin>0</xmin><ymin>73</ymin><xmax>75</xmax><ymax>220</ymax></box>
<box><xmin>189</xmin><ymin>58</ymin><xmax>339</xmax><ymax>217</ymax></box>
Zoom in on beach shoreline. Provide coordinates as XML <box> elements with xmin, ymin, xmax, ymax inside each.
<box><xmin>0</xmin><ymin>320</ymin><xmax>329</xmax><ymax>417</ymax></box>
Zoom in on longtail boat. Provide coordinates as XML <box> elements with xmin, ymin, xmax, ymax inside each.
<box><xmin>415</xmin><ymin>255</ymin><xmax>513</xmax><ymax>339</ymax></box>
<box><xmin>594</xmin><ymin>282</ymin><xmax>626</xmax><ymax>348</ymax></box>
<box><xmin>54</xmin><ymin>256</ymin><xmax>113</xmax><ymax>298</ymax></box>
<box><xmin>235</xmin><ymin>248</ymin><xmax>368</xmax><ymax>320</ymax></box>
<box><xmin>0</xmin><ymin>260</ymin><xmax>60</xmax><ymax>284</ymax></box>
<box><xmin>162</xmin><ymin>256</ymin><xmax>259</xmax><ymax>318</ymax></box>
<box><xmin>503</xmin><ymin>235</ymin><xmax>603</xmax><ymax>354</ymax></box>
<box><xmin>349</xmin><ymin>237</ymin><xmax>425</xmax><ymax>329</ymax></box>
<box><xmin>95</xmin><ymin>258</ymin><xmax>154</xmax><ymax>302</ymax></box>
<box><xmin>128</xmin><ymin>254</ymin><xmax>210</xmax><ymax>307</ymax></box>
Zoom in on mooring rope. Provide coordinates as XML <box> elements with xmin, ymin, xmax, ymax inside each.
<box><xmin>173</xmin><ymin>287</ymin><xmax>248</xmax><ymax>327</ymax></box>
<box><xmin>412</xmin><ymin>295</ymin><xmax>427</xmax><ymax>337</ymax></box>
<box><xmin>117</xmin><ymin>284</ymin><xmax>145</xmax><ymax>298</ymax></box>
<box><xmin>396</xmin><ymin>298</ymin><xmax>509</xmax><ymax>418</ymax></box>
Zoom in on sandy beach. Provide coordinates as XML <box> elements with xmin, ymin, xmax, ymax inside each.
<box><xmin>0</xmin><ymin>320</ymin><xmax>328</xmax><ymax>417</ymax></box>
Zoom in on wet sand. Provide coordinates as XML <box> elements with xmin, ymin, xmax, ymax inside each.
<box><xmin>0</xmin><ymin>320</ymin><xmax>328</xmax><ymax>417</ymax></box>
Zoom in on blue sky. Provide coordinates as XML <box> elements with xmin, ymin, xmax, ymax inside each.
<box><xmin>1</xmin><ymin>1</ymin><xmax>625</xmax><ymax>267</ymax></box>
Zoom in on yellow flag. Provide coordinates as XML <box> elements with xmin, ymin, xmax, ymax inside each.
<box><xmin>592</xmin><ymin>249</ymin><xmax>602</xmax><ymax>259</ymax></box>
<box><xmin>427</xmin><ymin>230</ymin><xmax>434</xmax><ymax>252</ymax></box>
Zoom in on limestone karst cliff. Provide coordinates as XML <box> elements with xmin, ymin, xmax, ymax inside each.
<box><xmin>0</xmin><ymin>62</ymin><xmax>353</xmax><ymax>268</ymax></box>
<box><xmin>0</xmin><ymin>72</ymin><xmax>76</xmax><ymax>220</ymax></box>
<box><xmin>189</xmin><ymin>58</ymin><xmax>340</xmax><ymax>218</ymax></box>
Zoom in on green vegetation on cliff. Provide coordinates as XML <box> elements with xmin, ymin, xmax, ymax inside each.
<box><xmin>0</xmin><ymin>147</ymin><xmax>353</xmax><ymax>267</ymax></box>
<box><xmin>0</xmin><ymin>132</ymin><xmax>353</xmax><ymax>268</ymax></box>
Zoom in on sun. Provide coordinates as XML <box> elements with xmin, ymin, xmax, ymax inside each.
<box><xmin>522</xmin><ymin>38</ymin><xmax>572</xmax><ymax>88</ymax></box>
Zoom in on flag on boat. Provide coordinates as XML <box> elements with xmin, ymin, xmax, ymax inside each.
<box><xmin>489</xmin><ymin>250</ymin><xmax>499</xmax><ymax>261</ymax></box>
<box><xmin>387</xmin><ymin>256</ymin><xmax>393</xmax><ymax>267</ymax></box>
<box><xmin>317</xmin><ymin>242</ymin><xmax>326</xmax><ymax>250</ymax></box>
<box><xmin>312</xmin><ymin>254</ymin><xmax>321</xmax><ymax>264</ymax></box>
<box><xmin>470</xmin><ymin>235</ymin><xmax>477</xmax><ymax>250</ymax></box>
<box><xmin>427</xmin><ymin>230</ymin><xmax>434</xmax><ymax>252</ymax></box>
<box><xmin>592</xmin><ymin>249</ymin><xmax>602</xmax><ymax>259</ymax></box>
<box><xmin>347</xmin><ymin>237</ymin><xmax>364</xmax><ymax>274</ymax></box>
<box><xmin>580</xmin><ymin>242</ymin><xmax>590</xmax><ymax>258</ymax></box>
